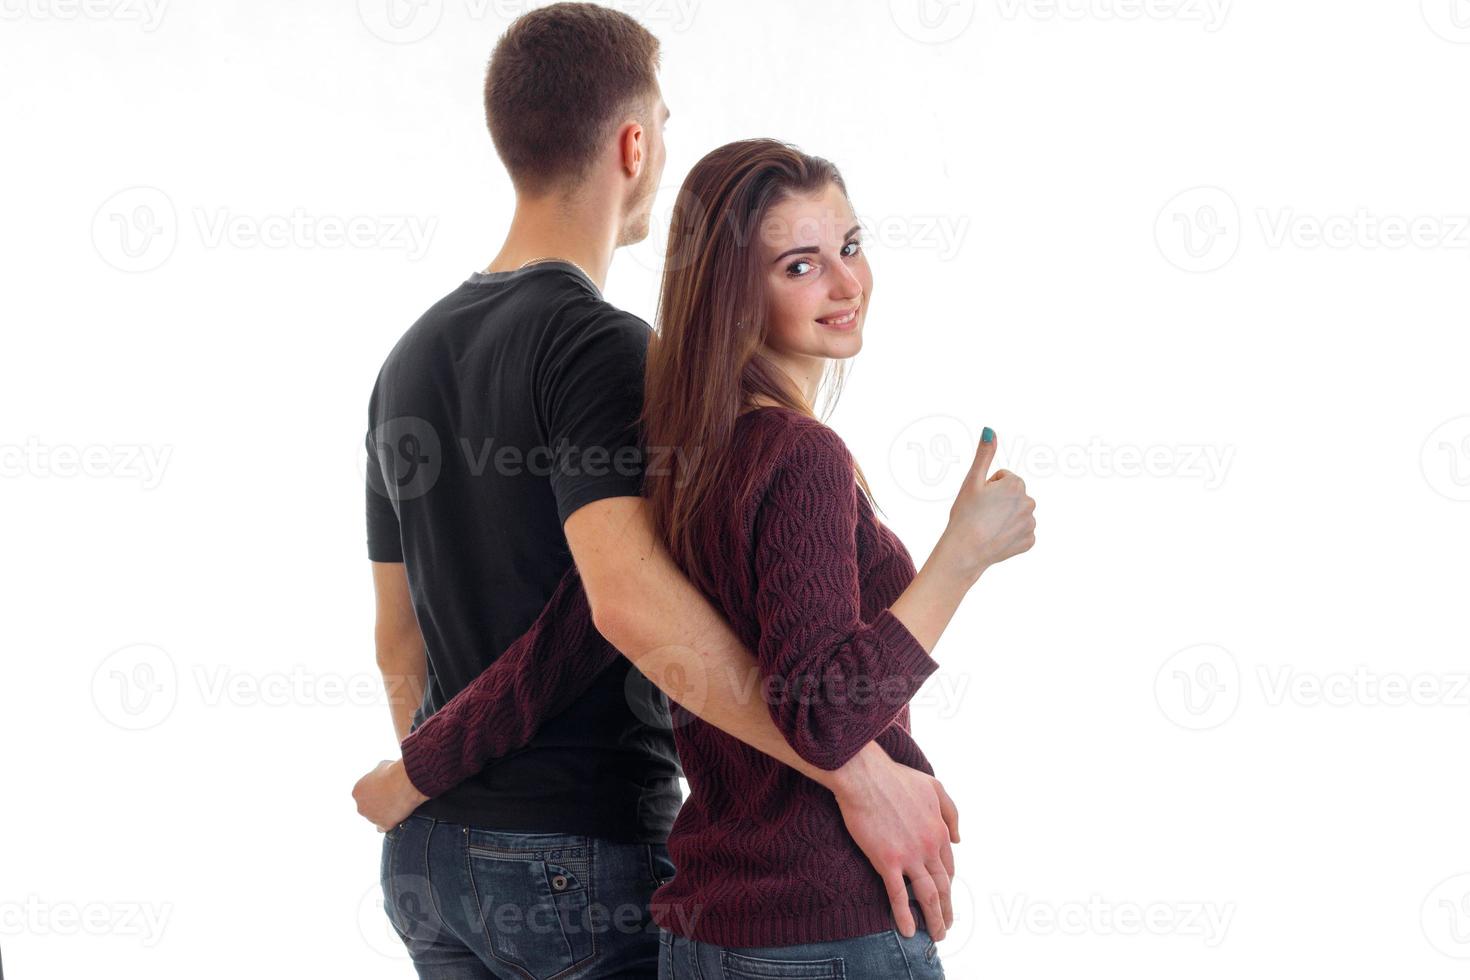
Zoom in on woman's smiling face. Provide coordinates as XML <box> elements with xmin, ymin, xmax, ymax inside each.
<box><xmin>757</xmin><ymin>182</ymin><xmax>872</xmax><ymax>394</ymax></box>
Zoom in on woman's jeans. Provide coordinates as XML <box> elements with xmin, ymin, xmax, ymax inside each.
<box><xmin>381</xmin><ymin>813</ymin><xmax>676</xmax><ymax>979</ymax></box>
<box><xmin>658</xmin><ymin>925</ymin><xmax>946</xmax><ymax>979</ymax></box>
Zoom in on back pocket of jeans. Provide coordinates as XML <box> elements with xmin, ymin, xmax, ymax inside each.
<box><xmin>467</xmin><ymin>839</ymin><xmax>594</xmax><ymax>979</ymax></box>
<box><xmin>720</xmin><ymin>950</ymin><xmax>845</xmax><ymax>979</ymax></box>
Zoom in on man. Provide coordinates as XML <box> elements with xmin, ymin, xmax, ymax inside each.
<box><xmin>354</xmin><ymin>5</ymin><xmax>959</xmax><ymax>977</ymax></box>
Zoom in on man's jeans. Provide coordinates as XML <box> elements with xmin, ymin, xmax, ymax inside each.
<box><xmin>658</xmin><ymin>926</ymin><xmax>946</xmax><ymax>979</ymax></box>
<box><xmin>381</xmin><ymin>814</ymin><xmax>676</xmax><ymax>979</ymax></box>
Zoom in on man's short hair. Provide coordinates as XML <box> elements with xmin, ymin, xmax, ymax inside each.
<box><xmin>485</xmin><ymin>2</ymin><xmax>661</xmax><ymax>196</ymax></box>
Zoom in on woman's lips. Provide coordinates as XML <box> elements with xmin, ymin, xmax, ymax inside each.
<box><xmin>815</xmin><ymin>307</ymin><xmax>859</xmax><ymax>329</ymax></box>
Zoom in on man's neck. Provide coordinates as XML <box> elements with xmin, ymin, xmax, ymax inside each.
<box><xmin>485</xmin><ymin>190</ymin><xmax>620</xmax><ymax>291</ymax></box>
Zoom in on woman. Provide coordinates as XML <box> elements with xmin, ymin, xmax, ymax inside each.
<box><xmin>396</xmin><ymin>138</ymin><xmax>1036</xmax><ymax>977</ymax></box>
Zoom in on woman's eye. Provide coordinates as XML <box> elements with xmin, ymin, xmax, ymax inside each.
<box><xmin>786</xmin><ymin>260</ymin><xmax>814</xmax><ymax>277</ymax></box>
<box><xmin>842</xmin><ymin>239</ymin><xmax>862</xmax><ymax>257</ymax></box>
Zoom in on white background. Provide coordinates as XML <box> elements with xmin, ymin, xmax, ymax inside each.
<box><xmin>3</xmin><ymin>0</ymin><xmax>1469</xmax><ymax>977</ymax></box>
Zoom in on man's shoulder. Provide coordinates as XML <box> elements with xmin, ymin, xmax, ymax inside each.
<box><xmin>552</xmin><ymin>294</ymin><xmax>653</xmax><ymax>350</ymax></box>
<box><xmin>510</xmin><ymin>265</ymin><xmax>652</xmax><ymax>339</ymax></box>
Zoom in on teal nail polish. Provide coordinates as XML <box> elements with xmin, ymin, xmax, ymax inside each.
<box><xmin>981</xmin><ymin>426</ymin><xmax>994</xmax><ymax>444</ymax></box>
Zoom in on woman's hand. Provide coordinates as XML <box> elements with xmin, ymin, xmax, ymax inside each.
<box><xmin>352</xmin><ymin>758</ymin><xmax>429</xmax><ymax>832</ymax></box>
<box><xmin>934</xmin><ymin>427</ymin><xmax>1036</xmax><ymax>585</ymax></box>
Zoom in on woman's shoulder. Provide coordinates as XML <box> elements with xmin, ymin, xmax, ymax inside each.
<box><xmin>735</xmin><ymin>406</ymin><xmax>855</xmax><ymax>485</ymax></box>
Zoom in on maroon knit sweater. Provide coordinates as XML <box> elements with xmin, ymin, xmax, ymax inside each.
<box><xmin>400</xmin><ymin>405</ymin><xmax>941</xmax><ymax>946</ymax></box>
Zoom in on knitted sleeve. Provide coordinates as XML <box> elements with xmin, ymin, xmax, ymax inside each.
<box><xmin>752</xmin><ymin>424</ymin><xmax>941</xmax><ymax>771</ymax></box>
<box><xmin>398</xmin><ymin>564</ymin><xmax>619</xmax><ymax>798</ymax></box>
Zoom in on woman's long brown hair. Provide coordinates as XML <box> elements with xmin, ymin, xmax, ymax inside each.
<box><xmin>640</xmin><ymin>138</ymin><xmax>877</xmax><ymax>597</ymax></box>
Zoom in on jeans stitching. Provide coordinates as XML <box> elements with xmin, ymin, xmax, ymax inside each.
<box><xmin>423</xmin><ymin>820</ymin><xmax>450</xmax><ymax>936</ymax></box>
<box><xmin>889</xmin><ymin>929</ymin><xmax>917</xmax><ymax>980</ymax></box>
<box><xmin>381</xmin><ymin>829</ymin><xmax>402</xmax><ymax>937</ymax></box>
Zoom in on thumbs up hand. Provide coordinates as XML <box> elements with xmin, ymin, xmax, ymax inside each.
<box><xmin>937</xmin><ymin>427</ymin><xmax>1037</xmax><ymax>584</ymax></box>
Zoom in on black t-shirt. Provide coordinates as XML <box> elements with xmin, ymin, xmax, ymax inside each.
<box><xmin>365</xmin><ymin>262</ymin><xmax>681</xmax><ymax>843</ymax></box>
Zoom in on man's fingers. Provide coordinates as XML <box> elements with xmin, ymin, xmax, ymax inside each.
<box><xmin>908</xmin><ymin>868</ymin><xmax>945</xmax><ymax>942</ymax></box>
<box><xmin>940</xmin><ymin>834</ymin><xmax>955</xmax><ymax>883</ymax></box>
<box><xmin>937</xmin><ymin>782</ymin><xmax>960</xmax><ymax>845</ymax></box>
<box><xmin>927</xmin><ymin>859</ymin><xmax>954</xmax><ymax>932</ymax></box>
<box><xmin>883</xmin><ymin>869</ymin><xmax>916</xmax><ymax>938</ymax></box>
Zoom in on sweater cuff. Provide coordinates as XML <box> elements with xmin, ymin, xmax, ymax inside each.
<box><xmin>813</xmin><ymin>610</ymin><xmax>941</xmax><ymax>771</ymax></box>
<box><xmin>871</xmin><ymin>607</ymin><xmax>942</xmax><ymax>703</ymax></box>
<box><xmin>400</xmin><ymin>721</ymin><xmax>455</xmax><ymax>799</ymax></box>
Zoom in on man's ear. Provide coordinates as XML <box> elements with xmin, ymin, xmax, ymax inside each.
<box><xmin>618</xmin><ymin>119</ymin><xmax>646</xmax><ymax>180</ymax></box>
